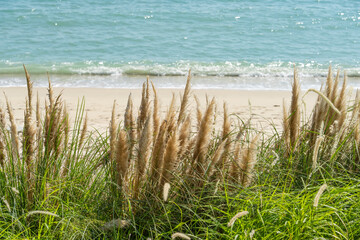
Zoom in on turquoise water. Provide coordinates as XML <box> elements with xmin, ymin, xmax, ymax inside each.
<box><xmin>0</xmin><ymin>0</ymin><xmax>359</xmax><ymax>89</ymax></box>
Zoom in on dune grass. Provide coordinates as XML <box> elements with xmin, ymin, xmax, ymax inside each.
<box><xmin>0</xmin><ymin>65</ymin><xmax>359</xmax><ymax>239</ymax></box>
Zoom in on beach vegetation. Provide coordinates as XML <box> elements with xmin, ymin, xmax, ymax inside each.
<box><xmin>0</xmin><ymin>66</ymin><xmax>359</xmax><ymax>239</ymax></box>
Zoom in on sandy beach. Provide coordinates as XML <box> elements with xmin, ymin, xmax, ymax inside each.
<box><xmin>0</xmin><ymin>87</ymin><xmax>318</xmax><ymax>133</ymax></box>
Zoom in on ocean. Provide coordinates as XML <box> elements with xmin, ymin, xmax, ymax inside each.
<box><xmin>0</xmin><ymin>0</ymin><xmax>359</xmax><ymax>89</ymax></box>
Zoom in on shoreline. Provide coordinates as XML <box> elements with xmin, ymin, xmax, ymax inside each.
<box><xmin>0</xmin><ymin>87</ymin><xmax>318</xmax><ymax>132</ymax></box>
<box><xmin>1</xmin><ymin>73</ymin><xmax>358</xmax><ymax>90</ymax></box>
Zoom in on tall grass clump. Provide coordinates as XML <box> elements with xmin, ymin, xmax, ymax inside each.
<box><xmin>0</xmin><ymin>66</ymin><xmax>359</xmax><ymax>239</ymax></box>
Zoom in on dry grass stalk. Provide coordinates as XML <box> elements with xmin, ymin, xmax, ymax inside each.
<box><xmin>43</xmin><ymin>87</ymin><xmax>64</xmax><ymax>158</ymax></box>
<box><xmin>227</xmin><ymin>211</ymin><xmax>249</xmax><ymax>227</ymax></box>
<box><xmin>282</xmin><ymin>99</ymin><xmax>290</xmax><ymax>150</ymax></box>
<box><xmin>178</xmin><ymin>69</ymin><xmax>192</xmax><ymax>123</ymax></box>
<box><xmin>171</xmin><ymin>232</ymin><xmax>191</xmax><ymax>240</ymax></box>
<box><xmin>194</xmin><ymin>95</ymin><xmax>202</xmax><ymax>129</ymax></box>
<box><xmin>134</xmin><ymin>117</ymin><xmax>151</xmax><ymax>198</ymax></box>
<box><xmin>306</xmin><ymin>89</ymin><xmax>341</xmax><ymax>115</ymax></box>
<box><xmin>220</xmin><ymin>103</ymin><xmax>232</xmax><ymax>169</ymax></box>
<box><xmin>178</xmin><ymin>115</ymin><xmax>191</xmax><ymax>158</ymax></box>
<box><xmin>311</xmin><ymin>135</ymin><xmax>324</xmax><ymax>171</ymax></box>
<box><xmin>36</xmin><ymin>92</ymin><xmax>43</xmax><ymax>149</ymax></box>
<box><xmin>239</xmin><ymin>135</ymin><xmax>259</xmax><ymax>187</ymax></box>
<box><xmin>208</xmin><ymin>140</ymin><xmax>226</xmax><ymax>177</ymax></box>
<box><xmin>0</xmin><ymin>105</ymin><xmax>6</xmax><ymax>167</ymax></box>
<box><xmin>310</xmin><ymin>95</ymin><xmax>322</xmax><ymax>138</ymax></box>
<box><xmin>222</xmin><ymin>103</ymin><xmax>231</xmax><ymax>141</ymax></box>
<box><xmin>47</xmin><ymin>75</ymin><xmax>54</xmax><ymax>110</ymax></box>
<box><xmin>336</xmin><ymin>72</ymin><xmax>347</xmax><ymax>130</ymax></box>
<box><xmin>325</xmin><ymin>70</ymin><xmax>340</xmax><ymax>128</ymax></box>
<box><xmin>165</xmin><ymin>93</ymin><xmax>176</xmax><ymax>132</ymax></box>
<box><xmin>23</xmin><ymin>100</ymin><xmax>35</xmax><ymax>174</ymax></box>
<box><xmin>23</xmin><ymin>65</ymin><xmax>33</xmax><ymax>109</ymax></box>
<box><xmin>61</xmin><ymin>106</ymin><xmax>71</xmax><ymax>177</ymax></box>
<box><xmin>51</xmin><ymin>96</ymin><xmax>64</xmax><ymax>160</ymax></box>
<box><xmin>150</xmin><ymin>120</ymin><xmax>167</xmax><ymax>184</ymax></box>
<box><xmin>5</xmin><ymin>96</ymin><xmax>19</xmax><ymax>159</ymax></box>
<box><xmin>289</xmin><ymin>68</ymin><xmax>300</xmax><ymax>150</ymax></box>
<box><xmin>23</xmin><ymin>100</ymin><xmax>35</xmax><ymax>206</ymax></box>
<box><xmin>313</xmin><ymin>183</ymin><xmax>328</xmax><ymax>207</ymax></box>
<box><xmin>109</xmin><ymin>101</ymin><xmax>117</xmax><ymax>162</ymax></box>
<box><xmin>124</xmin><ymin>94</ymin><xmax>135</xmax><ymax>161</ymax></box>
<box><xmin>115</xmin><ymin>129</ymin><xmax>129</xmax><ymax>186</ymax></box>
<box><xmin>36</xmin><ymin>93</ymin><xmax>40</xmax><ymax>129</ymax></box>
<box><xmin>192</xmin><ymin>98</ymin><xmax>215</xmax><ymax>176</ymax></box>
<box><xmin>330</xmin><ymin>70</ymin><xmax>340</xmax><ymax>104</ymax></box>
<box><xmin>160</xmin><ymin>131</ymin><xmax>179</xmax><ymax>187</ymax></box>
<box><xmin>151</xmin><ymin>81</ymin><xmax>160</xmax><ymax>143</ymax></box>
<box><xmin>63</xmin><ymin>105</ymin><xmax>70</xmax><ymax>148</ymax></box>
<box><xmin>163</xmin><ymin>182</ymin><xmax>170</xmax><ymax>202</ymax></box>
<box><xmin>325</xmin><ymin>66</ymin><xmax>333</xmax><ymax>99</ymax></box>
<box><xmin>229</xmin><ymin>142</ymin><xmax>242</xmax><ymax>180</ymax></box>
<box><xmin>79</xmin><ymin>112</ymin><xmax>88</xmax><ymax>149</ymax></box>
<box><xmin>351</xmin><ymin>90</ymin><xmax>360</xmax><ymax>124</ymax></box>
<box><xmin>138</xmin><ymin>80</ymin><xmax>150</xmax><ymax>134</ymax></box>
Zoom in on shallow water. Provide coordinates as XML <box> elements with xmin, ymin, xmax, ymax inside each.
<box><xmin>1</xmin><ymin>0</ymin><xmax>359</xmax><ymax>89</ymax></box>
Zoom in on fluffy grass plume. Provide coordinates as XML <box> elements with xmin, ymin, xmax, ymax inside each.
<box><xmin>116</xmin><ymin>129</ymin><xmax>129</xmax><ymax>186</ymax></box>
<box><xmin>178</xmin><ymin>69</ymin><xmax>192</xmax><ymax>123</ymax></box>
<box><xmin>160</xmin><ymin>131</ymin><xmax>179</xmax><ymax>187</ymax></box>
<box><xmin>192</xmin><ymin>98</ymin><xmax>215</xmax><ymax>176</ymax></box>
<box><xmin>5</xmin><ymin>95</ymin><xmax>19</xmax><ymax>159</ymax></box>
<box><xmin>151</xmin><ymin>81</ymin><xmax>160</xmax><ymax>142</ymax></box>
<box><xmin>289</xmin><ymin>68</ymin><xmax>300</xmax><ymax>150</ymax></box>
<box><xmin>313</xmin><ymin>183</ymin><xmax>328</xmax><ymax>208</ymax></box>
<box><xmin>239</xmin><ymin>135</ymin><xmax>259</xmax><ymax>187</ymax></box>
<box><xmin>171</xmin><ymin>232</ymin><xmax>191</xmax><ymax>240</ymax></box>
<box><xmin>227</xmin><ymin>211</ymin><xmax>249</xmax><ymax>227</ymax></box>
<box><xmin>109</xmin><ymin>101</ymin><xmax>117</xmax><ymax>162</ymax></box>
<box><xmin>163</xmin><ymin>182</ymin><xmax>170</xmax><ymax>202</ymax></box>
<box><xmin>134</xmin><ymin>117</ymin><xmax>151</xmax><ymax>198</ymax></box>
<box><xmin>150</xmin><ymin>120</ymin><xmax>167</xmax><ymax>184</ymax></box>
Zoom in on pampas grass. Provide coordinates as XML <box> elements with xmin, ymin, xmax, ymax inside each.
<box><xmin>115</xmin><ymin>129</ymin><xmax>129</xmax><ymax>186</ymax></box>
<box><xmin>239</xmin><ymin>135</ymin><xmax>259</xmax><ymax>187</ymax></box>
<box><xmin>5</xmin><ymin>95</ymin><xmax>19</xmax><ymax>159</ymax></box>
<box><xmin>160</xmin><ymin>131</ymin><xmax>179</xmax><ymax>187</ymax></box>
<box><xmin>151</xmin><ymin>81</ymin><xmax>160</xmax><ymax>142</ymax></box>
<box><xmin>289</xmin><ymin>68</ymin><xmax>300</xmax><ymax>151</ymax></box>
<box><xmin>134</xmin><ymin>116</ymin><xmax>151</xmax><ymax>198</ymax></box>
<box><xmin>192</xmin><ymin>98</ymin><xmax>215</xmax><ymax>177</ymax></box>
<box><xmin>178</xmin><ymin>69</ymin><xmax>192</xmax><ymax>123</ymax></box>
<box><xmin>109</xmin><ymin>101</ymin><xmax>117</xmax><ymax>162</ymax></box>
<box><xmin>150</xmin><ymin>120</ymin><xmax>167</xmax><ymax>185</ymax></box>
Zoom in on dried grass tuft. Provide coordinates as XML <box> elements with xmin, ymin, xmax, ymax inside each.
<box><xmin>160</xmin><ymin>131</ymin><xmax>179</xmax><ymax>187</ymax></box>
<box><xmin>239</xmin><ymin>135</ymin><xmax>259</xmax><ymax>187</ymax></box>
<box><xmin>313</xmin><ymin>183</ymin><xmax>328</xmax><ymax>208</ymax></box>
<box><xmin>227</xmin><ymin>211</ymin><xmax>249</xmax><ymax>227</ymax></box>
<box><xmin>192</xmin><ymin>98</ymin><xmax>215</xmax><ymax>176</ymax></box>
<box><xmin>178</xmin><ymin>69</ymin><xmax>192</xmax><ymax>123</ymax></box>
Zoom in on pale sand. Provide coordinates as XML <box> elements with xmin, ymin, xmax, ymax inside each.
<box><xmin>0</xmin><ymin>87</ymin><xmax>318</xmax><ymax>133</ymax></box>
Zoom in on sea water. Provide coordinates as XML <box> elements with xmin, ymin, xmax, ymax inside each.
<box><xmin>0</xmin><ymin>0</ymin><xmax>359</xmax><ymax>89</ymax></box>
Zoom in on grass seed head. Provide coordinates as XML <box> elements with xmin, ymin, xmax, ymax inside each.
<box><xmin>313</xmin><ymin>183</ymin><xmax>328</xmax><ymax>208</ymax></box>
<box><xmin>171</xmin><ymin>232</ymin><xmax>191</xmax><ymax>240</ymax></box>
<box><xmin>227</xmin><ymin>211</ymin><xmax>249</xmax><ymax>227</ymax></box>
